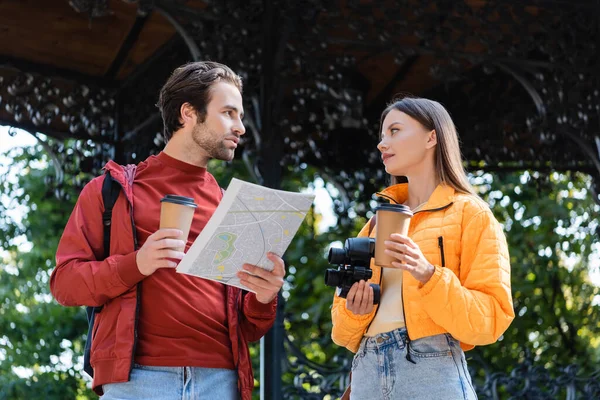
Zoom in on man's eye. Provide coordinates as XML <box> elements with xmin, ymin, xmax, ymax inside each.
<box><xmin>225</xmin><ymin>110</ymin><xmax>233</xmax><ymax>116</ymax></box>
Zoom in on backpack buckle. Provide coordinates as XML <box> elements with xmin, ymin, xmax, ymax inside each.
<box><xmin>102</xmin><ymin>211</ymin><xmax>112</xmax><ymax>226</ymax></box>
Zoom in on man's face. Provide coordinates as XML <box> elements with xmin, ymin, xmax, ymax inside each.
<box><xmin>192</xmin><ymin>81</ymin><xmax>245</xmax><ymax>162</ymax></box>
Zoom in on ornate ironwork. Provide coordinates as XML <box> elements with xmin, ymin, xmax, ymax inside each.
<box><xmin>4</xmin><ymin>126</ymin><xmax>113</xmax><ymax>199</ymax></box>
<box><xmin>282</xmin><ymin>334</ymin><xmax>350</xmax><ymax>399</ymax></box>
<box><xmin>468</xmin><ymin>352</ymin><xmax>600</xmax><ymax>400</ymax></box>
<box><xmin>0</xmin><ymin>65</ymin><xmax>116</xmax><ymax>144</ymax></box>
<box><xmin>2</xmin><ymin>0</ymin><xmax>599</xmax><ymax>397</ymax></box>
<box><xmin>69</xmin><ymin>0</ymin><xmax>113</xmax><ymax>18</ymax></box>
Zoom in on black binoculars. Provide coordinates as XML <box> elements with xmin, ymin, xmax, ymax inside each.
<box><xmin>324</xmin><ymin>237</ymin><xmax>381</xmax><ymax>305</ymax></box>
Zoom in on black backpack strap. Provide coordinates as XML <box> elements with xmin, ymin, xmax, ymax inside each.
<box><xmin>102</xmin><ymin>171</ymin><xmax>122</xmax><ymax>259</ymax></box>
<box><xmin>84</xmin><ymin>171</ymin><xmax>122</xmax><ymax>378</ymax></box>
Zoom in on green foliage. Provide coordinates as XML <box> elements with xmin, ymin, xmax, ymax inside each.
<box><xmin>470</xmin><ymin>170</ymin><xmax>600</xmax><ymax>375</ymax></box>
<box><xmin>0</xmin><ymin>143</ymin><xmax>95</xmax><ymax>399</ymax></box>
<box><xmin>1</xmin><ymin>141</ymin><xmax>599</xmax><ymax>400</ymax></box>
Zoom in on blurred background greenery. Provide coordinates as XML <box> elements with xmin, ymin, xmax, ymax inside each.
<box><xmin>1</xmin><ymin>131</ymin><xmax>598</xmax><ymax>399</ymax></box>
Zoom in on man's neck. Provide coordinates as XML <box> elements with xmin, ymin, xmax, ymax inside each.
<box><xmin>163</xmin><ymin>133</ymin><xmax>210</xmax><ymax>168</ymax></box>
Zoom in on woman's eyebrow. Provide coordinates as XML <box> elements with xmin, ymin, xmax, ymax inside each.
<box><xmin>381</xmin><ymin>121</ymin><xmax>404</xmax><ymax>138</ymax></box>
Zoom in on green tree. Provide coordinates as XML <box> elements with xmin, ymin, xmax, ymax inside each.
<box><xmin>0</xmin><ymin>142</ymin><xmax>95</xmax><ymax>399</ymax></box>
<box><xmin>469</xmin><ymin>170</ymin><xmax>600</xmax><ymax>395</ymax></box>
<box><xmin>1</xmin><ymin>138</ymin><xmax>599</xmax><ymax>399</ymax></box>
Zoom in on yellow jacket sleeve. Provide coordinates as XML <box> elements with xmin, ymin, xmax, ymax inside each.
<box><xmin>330</xmin><ymin>219</ymin><xmax>379</xmax><ymax>353</ymax></box>
<box><xmin>418</xmin><ymin>209</ymin><xmax>515</xmax><ymax>345</ymax></box>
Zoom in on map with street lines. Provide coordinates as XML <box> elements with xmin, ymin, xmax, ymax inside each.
<box><xmin>176</xmin><ymin>178</ymin><xmax>315</xmax><ymax>292</ymax></box>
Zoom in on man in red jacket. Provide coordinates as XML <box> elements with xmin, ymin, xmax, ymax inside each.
<box><xmin>50</xmin><ymin>61</ymin><xmax>284</xmax><ymax>400</ymax></box>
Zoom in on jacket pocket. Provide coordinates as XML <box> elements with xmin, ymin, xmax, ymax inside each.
<box><xmin>408</xmin><ymin>334</ymin><xmax>453</xmax><ymax>358</ymax></box>
<box><xmin>92</xmin><ymin>312</ymin><xmax>101</xmax><ymax>341</ymax></box>
<box><xmin>351</xmin><ymin>341</ymin><xmax>367</xmax><ymax>371</ymax></box>
<box><xmin>438</xmin><ymin>236</ymin><xmax>446</xmax><ymax>268</ymax></box>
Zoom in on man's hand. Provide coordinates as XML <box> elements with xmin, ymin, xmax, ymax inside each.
<box><xmin>136</xmin><ymin>229</ymin><xmax>186</xmax><ymax>276</ymax></box>
<box><xmin>237</xmin><ymin>252</ymin><xmax>285</xmax><ymax>304</ymax></box>
<box><xmin>345</xmin><ymin>280</ymin><xmax>375</xmax><ymax>315</ymax></box>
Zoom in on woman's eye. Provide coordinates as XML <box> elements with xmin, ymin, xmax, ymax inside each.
<box><xmin>390</xmin><ymin>128</ymin><xmax>399</xmax><ymax>134</ymax></box>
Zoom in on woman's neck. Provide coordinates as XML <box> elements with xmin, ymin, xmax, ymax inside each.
<box><xmin>404</xmin><ymin>169</ymin><xmax>439</xmax><ymax>210</ymax></box>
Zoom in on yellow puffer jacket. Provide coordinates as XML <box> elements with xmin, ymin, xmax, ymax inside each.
<box><xmin>331</xmin><ymin>181</ymin><xmax>514</xmax><ymax>353</ymax></box>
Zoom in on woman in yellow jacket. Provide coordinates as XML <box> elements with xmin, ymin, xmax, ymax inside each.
<box><xmin>331</xmin><ymin>97</ymin><xmax>514</xmax><ymax>400</ymax></box>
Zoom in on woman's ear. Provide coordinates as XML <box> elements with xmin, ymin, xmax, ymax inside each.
<box><xmin>426</xmin><ymin>129</ymin><xmax>437</xmax><ymax>149</ymax></box>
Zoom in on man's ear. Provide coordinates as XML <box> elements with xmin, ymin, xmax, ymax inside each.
<box><xmin>426</xmin><ymin>129</ymin><xmax>437</xmax><ymax>149</ymax></box>
<box><xmin>179</xmin><ymin>103</ymin><xmax>197</xmax><ymax>128</ymax></box>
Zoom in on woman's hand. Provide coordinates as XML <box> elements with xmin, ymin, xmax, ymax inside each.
<box><xmin>384</xmin><ymin>233</ymin><xmax>435</xmax><ymax>284</ymax></box>
<box><xmin>345</xmin><ymin>280</ymin><xmax>375</xmax><ymax>315</ymax></box>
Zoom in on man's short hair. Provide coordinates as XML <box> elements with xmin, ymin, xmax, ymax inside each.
<box><xmin>157</xmin><ymin>61</ymin><xmax>243</xmax><ymax>142</ymax></box>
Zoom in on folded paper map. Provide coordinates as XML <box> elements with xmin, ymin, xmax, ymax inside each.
<box><xmin>176</xmin><ymin>178</ymin><xmax>315</xmax><ymax>292</ymax></box>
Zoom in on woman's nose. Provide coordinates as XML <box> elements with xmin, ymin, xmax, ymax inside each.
<box><xmin>377</xmin><ymin>140</ymin><xmax>388</xmax><ymax>152</ymax></box>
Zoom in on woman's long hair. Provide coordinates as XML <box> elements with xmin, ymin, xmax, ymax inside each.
<box><xmin>380</xmin><ymin>96</ymin><xmax>475</xmax><ymax>195</ymax></box>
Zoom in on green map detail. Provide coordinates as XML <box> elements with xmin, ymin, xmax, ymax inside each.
<box><xmin>213</xmin><ymin>232</ymin><xmax>238</xmax><ymax>263</ymax></box>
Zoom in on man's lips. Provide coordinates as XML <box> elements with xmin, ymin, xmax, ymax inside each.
<box><xmin>382</xmin><ymin>153</ymin><xmax>394</xmax><ymax>163</ymax></box>
<box><xmin>225</xmin><ymin>137</ymin><xmax>239</xmax><ymax>148</ymax></box>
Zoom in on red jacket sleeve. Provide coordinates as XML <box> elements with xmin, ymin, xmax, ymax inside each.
<box><xmin>50</xmin><ymin>178</ymin><xmax>146</xmax><ymax>307</ymax></box>
<box><xmin>239</xmin><ymin>292</ymin><xmax>277</xmax><ymax>342</ymax></box>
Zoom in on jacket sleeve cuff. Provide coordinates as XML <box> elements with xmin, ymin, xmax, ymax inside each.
<box><xmin>418</xmin><ymin>265</ymin><xmax>444</xmax><ymax>295</ymax></box>
<box><xmin>337</xmin><ymin>299</ymin><xmax>376</xmax><ymax>322</ymax></box>
<box><xmin>116</xmin><ymin>251</ymin><xmax>145</xmax><ymax>287</ymax></box>
<box><xmin>245</xmin><ymin>292</ymin><xmax>277</xmax><ymax>317</ymax></box>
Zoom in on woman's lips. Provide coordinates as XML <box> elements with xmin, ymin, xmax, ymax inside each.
<box><xmin>382</xmin><ymin>154</ymin><xmax>394</xmax><ymax>163</ymax></box>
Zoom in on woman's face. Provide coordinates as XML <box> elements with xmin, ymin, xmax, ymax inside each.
<box><xmin>377</xmin><ymin>109</ymin><xmax>436</xmax><ymax>177</ymax></box>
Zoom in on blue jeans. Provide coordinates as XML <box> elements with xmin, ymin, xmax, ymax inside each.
<box><xmin>350</xmin><ymin>328</ymin><xmax>477</xmax><ymax>400</ymax></box>
<box><xmin>101</xmin><ymin>364</ymin><xmax>239</xmax><ymax>400</ymax></box>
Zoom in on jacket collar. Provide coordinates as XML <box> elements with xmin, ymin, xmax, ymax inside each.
<box><xmin>376</xmin><ymin>176</ymin><xmax>455</xmax><ymax>211</ymax></box>
<box><xmin>102</xmin><ymin>160</ymin><xmax>137</xmax><ymax>203</ymax></box>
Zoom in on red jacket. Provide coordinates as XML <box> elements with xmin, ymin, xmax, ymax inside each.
<box><xmin>50</xmin><ymin>161</ymin><xmax>277</xmax><ymax>399</ymax></box>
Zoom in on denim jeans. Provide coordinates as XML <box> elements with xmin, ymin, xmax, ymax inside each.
<box><xmin>350</xmin><ymin>328</ymin><xmax>477</xmax><ymax>400</ymax></box>
<box><xmin>101</xmin><ymin>364</ymin><xmax>239</xmax><ymax>400</ymax></box>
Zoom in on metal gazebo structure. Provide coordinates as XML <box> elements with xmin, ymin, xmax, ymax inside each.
<box><xmin>1</xmin><ymin>0</ymin><xmax>599</xmax><ymax>398</ymax></box>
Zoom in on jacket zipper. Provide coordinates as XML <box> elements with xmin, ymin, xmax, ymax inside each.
<box><xmin>438</xmin><ymin>236</ymin><xmax>446</xmax><ymax>268</ymax></box>
<box><xmin>370</xmin><ymin>201</ymin><xmax>453</xmax><ymax>363</ymax></box>
<box><xmin>412</xmin><ymin>202</ymin><xmax>453</xmax><ymax>215</ymax></box>
<box><xmin>110</xmin><ymin>177</ymin><xmax>141</xmax><ymax>378</ymax></box>
<box><xmin>128</xmin><ymin>194</ymin><xmax>141</xmax><ymax>377</ymax></box>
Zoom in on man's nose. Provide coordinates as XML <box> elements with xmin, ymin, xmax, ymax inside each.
<box><xmin>234</xmin><ymin>119</ymin><xmax>246</xmax><ymax>136</ymax></box>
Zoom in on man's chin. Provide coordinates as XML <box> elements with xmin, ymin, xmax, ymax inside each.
<box><xmin>214</xmin><ymin>151</ymin><xmax>235</xmax><ymax>162</ymax></box>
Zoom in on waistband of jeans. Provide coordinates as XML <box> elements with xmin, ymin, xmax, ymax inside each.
<box><xmin>362</xmin><ymin>327</ymin><xmax>408</xmax><ymax>349</ymax></box>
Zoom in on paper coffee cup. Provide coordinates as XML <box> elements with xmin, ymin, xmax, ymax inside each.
<box><xmin>374</xmin><ymin>204</ymin><xmax>413</xmax><ymax>267</ymax></box>
<box><xmin>159</xmin><ymin>195</ymin><xmax>198</xmax><ymax>250</ymax></box>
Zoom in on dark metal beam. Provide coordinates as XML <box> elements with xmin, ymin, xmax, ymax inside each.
<box><xmin>0</xmin><ymin>55</ymin><xmax>117</xmax><ymax>89</ymax></box>
<box><xmin>120</xmin><ymin>113</ymin><xmax>161</xmax><ymax>143</ymax></box>
<box><xmin>324</xmin><ymin>38</ymin><xmax>598</xmax><ymax>74</ymax></box>
<box><xmin>153</xmin><ymin>4</ymin><xmax>201</xmax><ymax>62</ymax></box>
<box><xmin>105</xmin><ymin>13</ymin><xmax>150</xmax><ymax>79</ymax></box>
<box><xmin>365</xmin><ymin>55</ymin><xmax>419</xmax><ymax>117</ymax></box>
<box><xmin>494</xmin><ymin>63</ymin><xmax>546</xmax><ymax>118</ymax></box>
<box><xmin>0</xmin><ymin>118</ymin><xmax>115</xmax><ymax>144</ymax></box>
<box><xmin>465</xmin><ymin>164</ymin><xmax>597</xmax><ymax>175</ymax></box>
<box><xmin>119</xmin><ymin>35</ymin><xmax>182</xmax><ymax>90</ymax></box>
<box><xmin>152</xmin><ymin>0</ymin><xmax>220</xmax><ymax>22</ymax></box>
